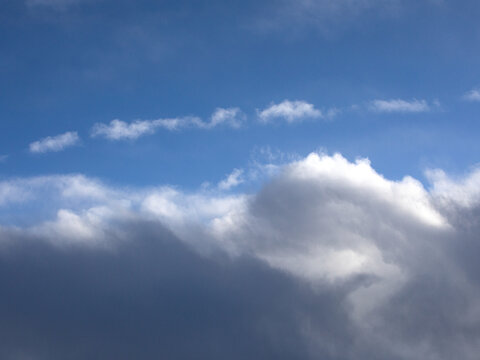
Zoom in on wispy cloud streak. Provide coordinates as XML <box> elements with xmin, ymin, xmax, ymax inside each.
<box><xmin>369</xmin><ymin>99</ymin><xmax>431</xmax><ymax>113</ymax></box>
<box><xmin>91</xmin><ymin>108</ymin><xmax>243</xmax><ymax>141</ymax></box>
<box><xmin>29</xmin><ymin>131</ymin><xmax>80</xmax><ymax>153</ymax></box>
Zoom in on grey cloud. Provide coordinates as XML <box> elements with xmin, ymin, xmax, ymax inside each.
<box><xmin>2</xmin><ymin>153</ymin><xmax>480</xmax><ymax>359</ymax></box>
<box><xmin>0</xmin><ymin>221</ymin><xmax>362</xmax><ymax>360</ymax></box>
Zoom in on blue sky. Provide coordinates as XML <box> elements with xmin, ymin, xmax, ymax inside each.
<box><xmin>1</xmin><ymin>0</ymin><xmax>480</xmax><ymax>189</ymax></box>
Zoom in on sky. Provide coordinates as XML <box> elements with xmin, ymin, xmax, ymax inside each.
<box><xmin>2</xmin><ymin>0</ymin><xmax>480</xmax><ymax>359</ymax></box>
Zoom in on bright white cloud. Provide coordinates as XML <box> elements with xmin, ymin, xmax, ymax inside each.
<box><xmin>369</xmin><ymin>99</ymin><xmax>431</xmax><ymax>113</ymax></box>
<box><xmin>463</xmin><ymin>89</ymin><xmax>480</xmax><ymax>102</ymax></box>
<box><xmin>218</xmin><ymin>169</ymin><xmax>244</xmax><ymax>190</ymax></box>
<box><xmin>29</xmin><ymin>131</ymin><xmax>80</xmax><ymax>154</ymax></box>
<box><xmin>258</xmin><ymin>100</ymin><xmax>323</xmax><ymax>123</ymax></box>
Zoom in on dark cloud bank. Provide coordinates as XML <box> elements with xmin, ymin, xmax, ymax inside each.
<box><xmin>0</xmin><ymin>222</ymin><xmax>356</xmax><ymax>360</ymax></box>
<box><xmin>1</xmin><ymin>153</ymin><xmax>480</xmax><ymax>359</ymax></box>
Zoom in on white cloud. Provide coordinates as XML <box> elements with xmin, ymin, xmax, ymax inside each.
<box><xmin>91</xmin><ymin>119</ymin><xmax>160</xmax><ymax>140</ymax></box>
<box><xmin>218</xmin><ymin>169</ymin><xmax>244</xmax><ymax>190</ymax></box>
<box><xmin>369</xmin><ymin>98</ymin><xmax>431</xmax><ymax>113</ymax></box>
<box><xmin>91</xmin><ymin>111</ymin><xmax>242</xmax><ymax>141</ymax></box>
<box><xmin>463</xmin><ymin>89</ymin><xmax>480</xmax><ymax>102</ymax></box>
<box><xmin>91</xmin><ymin>117</ymin><xmax>202</xmax><ymax>140</ymax></box>
<box><xmin>257</xmin><ymin>100</ymin><xmax>323</xmax><ymax>123</ymax></box>
<box><xmin>426</xmin><ymin>167</ymin><xmax>480</xmax><ymax>208</ymax></box>
<box><xmin>29</xmin><ymin>131</ymin><xmax>80</xmax><ymax>154</ymax></box>
<box><xmin>0</xmin><ymin>155</ymin><xmax>7</xmax><ymax>163</ymax></box>
<box><xmin>369</xmin><ymin>99</ymin><xmax>431</xmax><ymax>113</ymax></box>
<box><xmin>208</xmin><ymin>107</ymin><xmax>244</xmax><ymax>129</ymax></box>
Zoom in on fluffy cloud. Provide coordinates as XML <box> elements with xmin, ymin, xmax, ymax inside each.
<box><xmin>369</xmin><ymin>99</ymin><xmax>431</xmax><ymax>113</ymax></box>
<box><xmin>1</xmin><ymin>153</ymin><xmax>480</xmax><ymax>359</ymax></box>
<box><xmin>257</xmin><ymin>100</ymin><xmax>323</xmax><ymax>123</ymax></box>
<box><xmin>463</xmin><ymin>89</ymin><xmax>480</xmax><ymax>102</ymax></box>
<box><xmin>29</xmin><ymin>131</ymin><xmax>80</xmax><ymax>153</ymax></box>
<box><xmin>91</xmin><ymin>109</ymin><xmax>242</xmax><ymax>141</ymax></box>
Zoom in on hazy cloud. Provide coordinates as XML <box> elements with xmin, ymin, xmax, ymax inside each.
<box><xmin>209</xmin><ymin>107</ymin><xmax>244</xmax><ymax>128</ymax></box>
<box><xmin>29</xmin><ymin>131</ymin><xmax>80</xmax><ymax>153</ymax></box>
<box><xmin>369</xmin><ymin>98</ymin><xmax>431</xmax><ymax>113</ymax></box>
<box><xmin>463</xmin><ymin>89</ymin><xmax>480</xmax><ymax>102</ymax></box>
<box><xmin>252</xmin><ymin>0</ymin><xmax>413</xmax><ymax>35</ymax></box>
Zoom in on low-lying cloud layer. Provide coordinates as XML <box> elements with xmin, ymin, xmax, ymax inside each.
<box><xmin>1</xmin><ymin>152</ymin><xmax>480</xmax><ymax>359</ymax></box>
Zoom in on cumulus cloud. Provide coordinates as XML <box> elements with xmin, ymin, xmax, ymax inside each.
<box><xmin>91</xmin><ymin>109</ymin><xmax>242</xmax><ymax>140</ymax></box>
<box><xmin>369</xmin><ymin>99</ymin><xmax>431</xmax><ymax>113</ymax></box>
<box><xmin>257</xmin><ymin>100</ymin><xmax>323</xmax><ymax>123</ymax></box>
<box><xmin>29</xmin><ymin>131</ymin><xmax>80</xmax><ymax>153</ymax></box>
<box><xmin>463</xmin><ymin>89</ymin><xmax>480</xmax><ymax>102</ymax></box>
<box><xmin>2</xmin><ymin>153</ymin><xmax>480</xmax><ymax>358</ymax></box>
